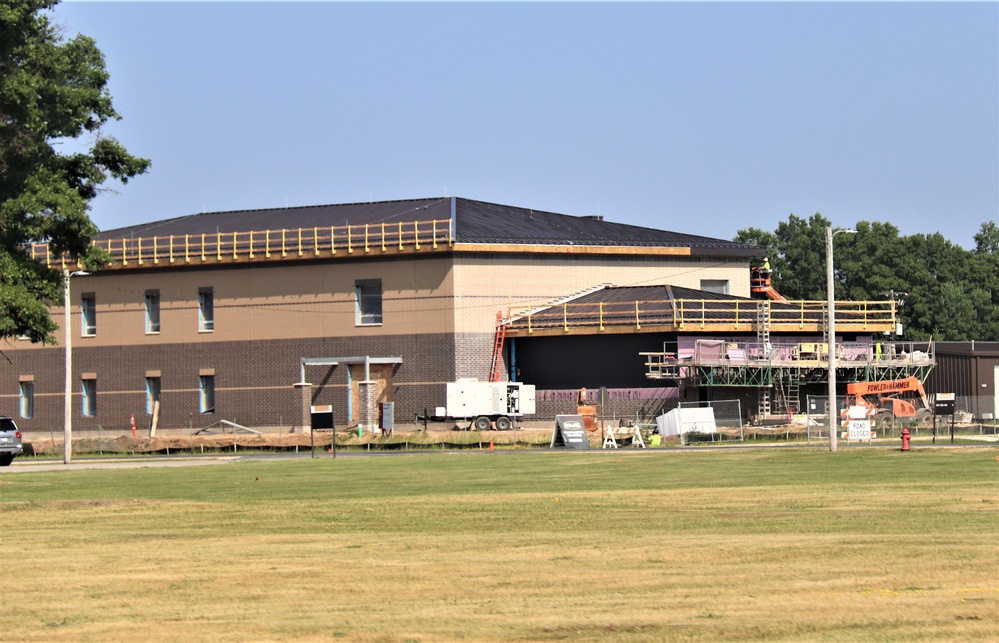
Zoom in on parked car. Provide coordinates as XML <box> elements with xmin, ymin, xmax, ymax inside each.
<box><xmin>0</xmin><ymin>416</ymin><xmax>24</xmax><ymax>466</ymax></box>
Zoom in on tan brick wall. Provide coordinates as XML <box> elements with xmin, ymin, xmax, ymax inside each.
<box><xmin>452</xmin><ymin>253</ymin><xmax>749</xmax><ymax>333</ymax></box>
<box><xmin>8</xmin><ymin>256</ymin><xmax>457</xmax><ymax>350</ymax></box>
<box><xmin>7</xmin><ymin>251</ymin><xmax>747</xmax><ymax>352</ymax></box>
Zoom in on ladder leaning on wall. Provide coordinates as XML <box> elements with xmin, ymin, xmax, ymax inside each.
<box><xmin>489</xmin><ymin>312</ymin><xmax>507</xmax><ymax>382</ymax></box>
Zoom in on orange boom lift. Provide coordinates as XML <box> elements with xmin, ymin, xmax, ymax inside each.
<box><xmin>750</xmin><ymin>264</ymin><xmax>788</xmax><ymax>303</ymax></box>
<box><xmin>844</xmin><ymin>377</ymin><xmax>932</xmax><ymax>425</ymax></box>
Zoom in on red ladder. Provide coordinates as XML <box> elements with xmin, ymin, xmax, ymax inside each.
<box><xmin>489</xmin><ymin>312</ymin><xmax>507</xmax><ymax>382</ymax></box>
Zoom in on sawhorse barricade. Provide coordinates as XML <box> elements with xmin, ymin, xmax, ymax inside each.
<box><xmin>602</xmin><ymin>426</ymin><xmax>645</xmax><ymax>449</ymax></box>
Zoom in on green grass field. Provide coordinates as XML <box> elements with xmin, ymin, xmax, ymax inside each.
<box><xmin>1</xmin><ymin>448</ymin><xmax>997</xmax><ymax>641</ymax></box>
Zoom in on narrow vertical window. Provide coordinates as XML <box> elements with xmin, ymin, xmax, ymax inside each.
<box><xmin>19</xmin><ymin>381</ymin><xmax>34</xmax><ymax>419</ymax></box>
<box><xmin>145</xmin><ymin>290</ymin><xmax>160</xmax><ymax>333</ymax></box>
<box><xmin>81</xmin><ymin>293</ymin><xmax>96</xmax><ymax>336</ymax></box>
<box><xmin>146</xmin><ymin>377</ymin><xmax>161</xmax><ymax>415</ymax></box>
<box><xmin>198</xmin><ymin>287</ymin><xmax>214</xmax><ymax>331</ymax></box>
<box><xmin>355</xmin><ymin>279</ymin><xmax>382</xmax><ymax>325</ymax></box>
<box><xmin>199</xmin><ymin>375</ymin><xmax>215</xmax><ymax>414</ymax></box>
<box><xmin>82</xmin><ymin>378</ymin><xmax>97</xmax><ymax>417</ymax></box>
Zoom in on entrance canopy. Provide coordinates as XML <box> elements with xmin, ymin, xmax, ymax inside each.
<box><xmin>298</xmin><ymin>356</ymin><xmax>403</xmax><ymax>384</ymax></box>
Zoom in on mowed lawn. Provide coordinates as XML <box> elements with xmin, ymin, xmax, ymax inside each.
<box><xmin>1</xmin><ymin>448</ymin><xmax>996</xmax><ymax>642</ymax></box>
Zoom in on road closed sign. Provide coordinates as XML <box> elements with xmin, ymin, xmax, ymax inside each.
<box><xmin>847</xmin><ymin>419</ymin><xmax>872</xmax><ymax>443</ymax></box>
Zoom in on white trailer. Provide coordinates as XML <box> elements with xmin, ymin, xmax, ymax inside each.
<box><xmin>436</xmin><ymin>379</ymin><xmax>536</xmax><ymax>430</ymax></box>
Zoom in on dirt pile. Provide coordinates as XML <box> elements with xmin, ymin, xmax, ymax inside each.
<box><xmin>23</xmin><ymin>426</ymin><xmax>563</xmax><ymax>456</ymax></box>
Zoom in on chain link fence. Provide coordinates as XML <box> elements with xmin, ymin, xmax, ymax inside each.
<box><xmin>804</xmin><ymin>394</ymin><xmax>999</xmax><ymax>441</ymax></box>
<box><xmin>674</xmin><ymin>399</ymin><xmax>744</xmax><ymax>445</ymax></box>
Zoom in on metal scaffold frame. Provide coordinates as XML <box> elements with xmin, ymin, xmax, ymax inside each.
<box><xmin>644</xmin><ymin>339</ymin><xmax>935</xmax><ymax>419</ymax></box>
<box><xmin>697</xmin><ymin>365</ymin><xmax>774</xmax><ymax>388</ymax></box>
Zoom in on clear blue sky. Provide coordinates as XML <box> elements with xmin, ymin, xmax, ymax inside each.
<box><xmin>55</xmin><ymin>1</ymin><xmax>998</xmax><ymax>249</ymax></box>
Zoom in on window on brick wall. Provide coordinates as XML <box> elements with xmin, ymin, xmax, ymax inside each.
<box><xmin>146</xmin><ymin>377</ymin><xmax>161</xmax><ymax>415</ymax></box>
<box><xmin>81</xmin><ymin>292</ymin><xmax>96</xmax><ymax>336</ymax></box>
<box><xmin>355</xmin><ymin>279</ymin><xmax>382</xmax><ymax>325</ymax></box>
<box><xmin>199</xmin><ymin>375</ymin><xmax>215</xmax><ymax>414</ymax></box>
<box><xmin>700</xmin><ymin>279</ymin><xmax>729</xmax><ymax>295</ymax></box>
<box><xmin>19</xmin><ymin>381</ymin><xmax>34</xmax><ymax>419</ymax></box>
<box><xmin>198</xmin><ymin>287</ymin><xmax>214</xmax><ymax>331</ymax></box>
<box><xmin>82</xmin><ymin>377</ymin><xmax>97</xmax><ymax>417</ymax></box>
<box><xmin>145</xmin><ymin>290</ymin><xmax>160</xmax><ymax>333</ymax></box>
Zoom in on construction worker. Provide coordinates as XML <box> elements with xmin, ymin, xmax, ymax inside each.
<box><xmin>761</xmin><ymin>257</ymin><xmax>771</xmax><ymax>279</ymax></box>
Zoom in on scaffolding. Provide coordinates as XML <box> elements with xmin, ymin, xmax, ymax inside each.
<box><xmin>644</xmin><ymin>340</ymin><xmax>935</xmax><ymax>421</ymax></box>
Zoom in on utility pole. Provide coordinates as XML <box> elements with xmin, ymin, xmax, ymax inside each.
<box><xmin>826</xmin><ymin>227</ymin><xmax>856</xmax><ymax>453</ymax></box>
<box><xmin>63</xmin><ymin>270</ymin><xmax>72</xmax><ymax>464</ymax></box>
<box><xmin>63</xmin><ymin>269</ymin><xmax>89</xmax><ymax>464</ymax></box>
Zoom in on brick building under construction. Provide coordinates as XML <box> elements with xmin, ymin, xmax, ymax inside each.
<box><xmin>2</xmin><ymin>197</ymin><xmax>927</xmax><ymax>433</ymax></box>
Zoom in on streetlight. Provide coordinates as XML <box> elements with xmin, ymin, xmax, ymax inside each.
<box><xmin>64</xmin><ymin>269</ymin><xmax>89</xmax><ymax>464</ymax></box>
<box><xmin>826</xmin><ymin>227</ymin><xmax>856</xmax><ymax>453</ymax></box>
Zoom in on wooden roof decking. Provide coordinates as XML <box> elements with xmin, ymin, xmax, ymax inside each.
<box><xmin>503</xmin><ymin>285</ymin><xmax>897</xmax><ymax>336</ymax></box>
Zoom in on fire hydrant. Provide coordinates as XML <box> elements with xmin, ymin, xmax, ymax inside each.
<box><xmin>900</xmin><ymin>428</ymin><xmax>911</xmax><ymax>452</ymax></box>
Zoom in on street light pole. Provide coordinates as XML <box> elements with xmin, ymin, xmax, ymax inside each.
<box><xmin>826</xmin><ymin>227</ymin><xmax>856</xmax><ymax>453</ymax></box>
<box><xmin>63</xmin><ymin>269</ymin><xmax>89</xmax><ymax>464</ymax></box>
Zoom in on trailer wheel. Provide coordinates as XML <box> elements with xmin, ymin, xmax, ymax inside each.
<box><xmin>495</xmin><ymin>416</ymin><xmax>512</xmax><ymax>431</ymax></box>
<box><xmin>474</xmin><ymin>416</ymin><xmax>492</xmax><ymax>431</ymax></box>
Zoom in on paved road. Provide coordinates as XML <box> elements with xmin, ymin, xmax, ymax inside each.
<box><xmin>1</xmin><ymin>449</ymin><xmax>488</xmax><ymax>472</ymax></box>
<box><xmin>3</xmin><ymin>440</ymin><xmax>995</xmax><ymax>474</ymax></box>
<box><xmin>1</xmin><ymin>455</ymin><xmax>249</xmax><ymax>473</ymax></box>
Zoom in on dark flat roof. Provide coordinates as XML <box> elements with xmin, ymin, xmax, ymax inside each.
<box><xmin>97</xmin><ymin>197</ymin><xmax>760</xmax><ymax>257</ymax></box>
<box><xmin>933</xmin><ymin>341</ymin><xmax>999</xmax><ymax>356</ymax></box>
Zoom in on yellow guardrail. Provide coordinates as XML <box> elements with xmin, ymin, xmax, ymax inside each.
<box><xmin>511</xmin><ymin>299</ymin><xmax>895</xmax><ymax>333</ymax></box>
<box><xmin>29</xmin><ymin>219</ymin><xmax>455</xmax><ymax>270</ymax></box>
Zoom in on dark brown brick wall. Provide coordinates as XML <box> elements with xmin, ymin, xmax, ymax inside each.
<box><xmin>1</xmin><ymin>334</ymin><xmax>458</xmax><ymax>433</ymax></box>
<box><xmin>4</xmin><ymin>329</ymin><xmax>775</xmax><ymax>435</ymax></box>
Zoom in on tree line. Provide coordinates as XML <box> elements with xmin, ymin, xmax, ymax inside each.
<box><xmin>735</xmin><ymin>216</ymin><xmax>999</xmax><ymax>342</ymax></box>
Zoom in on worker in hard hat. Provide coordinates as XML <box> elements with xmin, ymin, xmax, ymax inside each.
<box><xmin>760</xmin><ymin>257</ymin><xmax>772</xmax><ymax>283</ymax></box>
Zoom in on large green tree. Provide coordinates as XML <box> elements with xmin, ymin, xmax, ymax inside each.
<box><xmin>1</xmin><ymin>0</ymin><xmax>149</xmax><ymax>344</ymax></box>
<box><xmin>736</xmin><ymin>217</ymin><xmax>999</xmax><ymax>341</ymax></box>
<box><xmin>970</xmin><ymin>221</ymin><xmax>999</xmax><ymax>336</ymax></box>
<box><xmin>734</xmin><ymin>213</ymin><xmax>832</xmax><ymax>300</ymax></box>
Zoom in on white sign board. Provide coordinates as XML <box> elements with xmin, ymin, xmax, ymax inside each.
<box><xmin>847</xmin><ymin>419</ymin><xmax>872</xmax><ymax>443</ymax></box>
<box><xmin>847</xmin><ymin>405</ymin><xmax>869</xmax><ymax>420</ymax></box>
